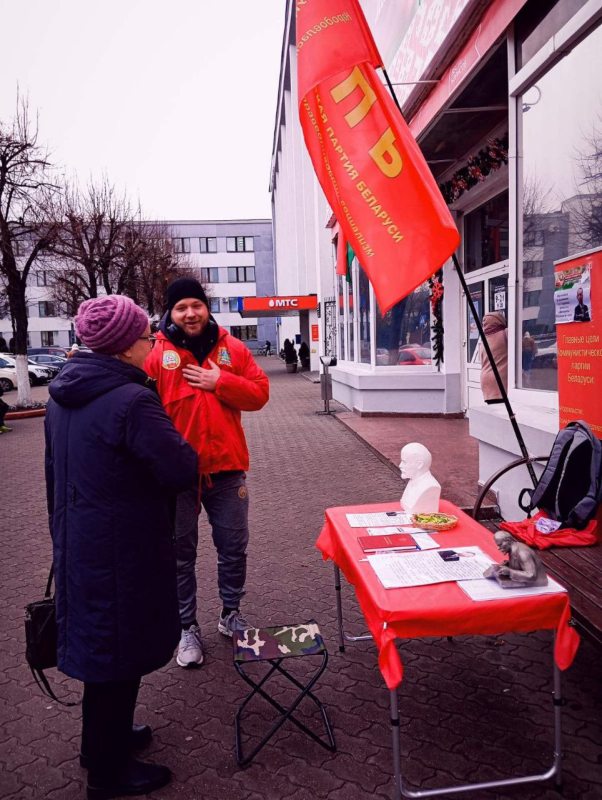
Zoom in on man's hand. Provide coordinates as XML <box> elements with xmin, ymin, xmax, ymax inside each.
<box><xmin>182</xmin><ymin>359</ymin><xmax>221</xmax><ymax>392</ymax></box>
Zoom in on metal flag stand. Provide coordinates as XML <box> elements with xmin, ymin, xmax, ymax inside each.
<box><xmin>380</xmin><ymin>67</ymin><xmax>537</xmax><ymax>486</ymax></box>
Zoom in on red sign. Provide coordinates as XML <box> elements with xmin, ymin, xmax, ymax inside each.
<box><xmin>242</xmin><ymin>295</ymin><xmax>318</xmax><ymax>313</ymax></box>
<box><xmin>311</xmin><ymin>324</ymin><xmax>319</xmax><ymax>341</ymax></box>
<box><xmin>556</xmin><ymin>248</ymin><xmax>602</xmax><ymax>437</ymax></box>
<box><xmin>297</xmin><ymin>0</ymin><xmax>459</xmax><ymax>313</ymax></box>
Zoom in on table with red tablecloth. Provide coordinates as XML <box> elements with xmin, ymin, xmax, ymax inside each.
<box><xmin>316</xmin><ymin>500</ymin><xmax>580</xmax><ymax>798</ymax></box>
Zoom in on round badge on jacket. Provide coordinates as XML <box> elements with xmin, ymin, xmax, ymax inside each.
<box><xmin>162</xmin><ymin>350</ymin><xmax>181</xmax><ymax>370</ymax></box>
<box><xmin>238</xmin><ymin>485</ymin><xmax>248</xmax><ymax>500</ymax></box>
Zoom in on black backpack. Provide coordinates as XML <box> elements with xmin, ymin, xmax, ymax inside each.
<box><xmin>518</xmin><ymin>420</ymin><xmax>602</xmax><ymax>530</ymax></box>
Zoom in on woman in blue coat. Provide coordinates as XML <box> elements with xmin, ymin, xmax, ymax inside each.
<box><xmin>45</xmin><ymin>295</ymin><xmax>197</xmax><ymax>800</ymax></box>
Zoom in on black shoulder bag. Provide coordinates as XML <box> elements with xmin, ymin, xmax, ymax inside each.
<box><xmin>25</xmin><ymin>565</ymin><xmax>78</xmax><ymax>706</ymax></box>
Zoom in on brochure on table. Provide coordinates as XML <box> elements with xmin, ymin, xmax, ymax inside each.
<box><xmin>367</xmin><ymin>547</ymin><xmax>493</xmax><ymax>589</ymax></box>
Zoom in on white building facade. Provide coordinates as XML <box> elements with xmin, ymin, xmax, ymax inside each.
<box><xmin>271</xmin><ymin>0</ymin><xmax>602</xmax><ymax>516</ymax></box>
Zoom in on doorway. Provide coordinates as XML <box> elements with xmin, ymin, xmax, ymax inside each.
<box><xmin>462</xmin><ymin>260</ymin><xmax>509</xmax><ymax>412</ymax></box>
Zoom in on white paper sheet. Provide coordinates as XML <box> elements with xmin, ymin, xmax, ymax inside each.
<box><xmin>347</xmin><ymin>511</ymin><xmax>414</xmax><ymax>527</ymax></box>
<box><xmin>457</xmin><ymin>575</ymin><xmax>567</xmax><ymax>601</ymax></box>
<box><xmin>367</xmin><ymin>547</ymin><xmax>493</xmax><ymax>589</ymax></box>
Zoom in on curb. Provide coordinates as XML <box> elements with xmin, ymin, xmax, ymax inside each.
<box><xmin>6</xmin><ymin>408</ymin><xmax>46</xmax><ymax>420</ymax></box>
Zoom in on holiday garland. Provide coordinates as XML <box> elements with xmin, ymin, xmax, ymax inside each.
<box><xmin>427</xmin><ymin>134</ymin><xmax>509</xmax><ymax>367</ymax></box>
<box><xmin>428</xmin><ymin>272</ymin><xmax>444</xmax><ymax>369</ymax></box>
<box><xmin>439</xmin><ymin>134</ymin><xmax>509</xmax><ymax>204</ymax></box>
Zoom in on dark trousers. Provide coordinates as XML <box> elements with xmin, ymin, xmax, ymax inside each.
<box><xmin>81</xmin><ymin>677</ymin><xmax>141</xmax><ymax>781</ymax></box>
<box><xmin>0</xmin><ymin>398</ymin><xmax>8</xmax><ymax>426</ymax></box>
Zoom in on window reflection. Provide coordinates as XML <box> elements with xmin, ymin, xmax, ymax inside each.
<box><xmin>358</xmin><ymin>265</ymin><xmax>371</xmax><ymax>363</ymax></box>
<box><xmin>374</xmin><ymin>283</ymin><xmax>431</xmax><ymax>366</ymax></box>
<box><xmin>520</xmin><ymin>24</ymin><xmax>602</xmax><ymax>391</ymax></box>
<box><xmin>464</xmin><ymin>191</ymin><xmax>509</xmax><ymax>272</ymax></box>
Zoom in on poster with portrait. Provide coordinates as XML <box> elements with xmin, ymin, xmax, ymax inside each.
<box><xmin>554</xmin><ymin>263</ymin><xmax>592</xmax><ymax>324</ymax></box>
<box><xmin>555</xmin><ymin>251</ymin><xmax>601</xmax><ymax>437</ymax></box>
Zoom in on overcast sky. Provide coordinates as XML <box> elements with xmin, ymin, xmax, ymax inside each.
<box><xmin>0</xmin><ymin>0</ymin><xmax>285</xmax><ymax>221</ymax></box>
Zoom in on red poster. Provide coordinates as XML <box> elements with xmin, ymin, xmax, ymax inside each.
<box><xmin>311</xmin><ymin>324</ymin><xmax>319</xmax><ymax>341</ymax></box>
<box><xmin>556</xmin><ymin>248</ymin><xmax>602</xmax><ymax>437</ymax></box>
<box><xmin>297</xmin><ymin>0</ymin><xmax>459</xmax><ymax>313</ymax></box>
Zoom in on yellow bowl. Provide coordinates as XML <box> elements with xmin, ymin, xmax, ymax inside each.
<box><xmin>411</xmin><ymin>513</ymin><xmax>458</xmax><ymax>531</ymax></box>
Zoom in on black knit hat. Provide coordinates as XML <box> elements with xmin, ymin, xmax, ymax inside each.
<box><xmin>166</xmin><ymin>278</ymin><xmax>208</xmax><ymax>312</ymax></box>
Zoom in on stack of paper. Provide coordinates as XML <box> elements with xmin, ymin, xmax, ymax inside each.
<box><xmin>367</xmin><ymin>547</ymin><xmax>493</xmax><ymax>589</ymax></box>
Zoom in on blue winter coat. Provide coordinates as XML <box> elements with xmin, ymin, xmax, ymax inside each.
<box><xmin>45</xmin><ymin>352</ymin><xmax>197</xmax><ymax>682</ymax></box>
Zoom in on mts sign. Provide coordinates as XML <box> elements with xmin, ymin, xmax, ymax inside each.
<box><xmin>242</xmin><ymin>295</ymin><xmax>318</xmax><ymax>315</ymax></box>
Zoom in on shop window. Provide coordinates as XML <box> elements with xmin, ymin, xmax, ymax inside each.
<box><xmin>358</xmin><ymin>265</ymin><xmax>371</xmax><ymax>364</ymax></box>
<box><xmin>374</xmin><ymin>282</ymin><xmax>431</xmax><ymax>366</ymax></box>
<box><xmin>464</xmin><ymin>191</ymin><xmax>509</xmax><ymax>272</ymax></box>
<box><xmin>199</xmin><ymin>237</ymin><xmax>217</xmax><ymax>253</ymax></box>
<box><xmin>337</xmin><ymin>275</ymin><xmax>346</xmax><ymax>361</ymax></box>
<box><xmin>519</xmin><ymin>23</ymin><xmax>602</xmax><ymax>391</ymax></box>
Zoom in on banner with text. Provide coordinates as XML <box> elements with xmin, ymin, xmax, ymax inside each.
<box><xmin>297</xmin><ymin>0</ymin><xmax>459</xmax><ymax>313</ymax></box>
<box><xmin>556</xmin><ymin>249</ymin><xmax>601</xmax><ymax>436</ymax></box>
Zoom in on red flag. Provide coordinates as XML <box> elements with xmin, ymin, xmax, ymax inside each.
<box><xmin>297</xmin><ymin>0</ymin><xmax>460</xmax><ymax>313</ymax></box>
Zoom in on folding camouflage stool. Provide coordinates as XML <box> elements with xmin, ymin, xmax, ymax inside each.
<box><xmin>232</xmin><ymin>620</ymin><xmax>336</xmax><ymax>766</ymax></box>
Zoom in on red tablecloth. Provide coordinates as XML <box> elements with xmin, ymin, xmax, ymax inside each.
<box><xmin>316</xmin><ymin>500</ymin><xmax>580</xmax><ymax>689</ymax></box>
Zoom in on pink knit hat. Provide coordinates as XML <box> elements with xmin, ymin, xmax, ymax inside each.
<box><xmin>75</xmin><ymin>295</ymin><xmax>149</xmax><ymax>354</ymax></box>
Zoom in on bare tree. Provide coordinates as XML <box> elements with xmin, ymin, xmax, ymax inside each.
<box><xmin>47</xmin><ymin>180</ymin><xmax>193</xmax><ymax>317</ymax></box>
<box><xmin>124</xmin><ymin>221</ymin><xmax>194</xmax><ymax>317</ymax></box>
<box><xmin>570</xmin><ymin>122</ymin><xmax>602</xmax><ymax>249</ymax></box>
<box><xmin>46</xmin><ymin>176</ymin><xmax>134</xmax><ymax>302</ymax></box>
<box><xmin>0</xmin><ymin>97</ymin><xmax>59</xmax><ymax>405</ymax></box>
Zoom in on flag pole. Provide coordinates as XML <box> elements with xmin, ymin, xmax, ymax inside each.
<box><xmin>380</xmin><ymin>67</ymin><xmax>537</xmax><ymax>486</ymax></box>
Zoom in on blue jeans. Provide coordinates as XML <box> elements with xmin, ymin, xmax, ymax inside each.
<box><xmin>175</xmin><ymin>471</ymin><xmax>249</xmax><ymax>628</ymax></box>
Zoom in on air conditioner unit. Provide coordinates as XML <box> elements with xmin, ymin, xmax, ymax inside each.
<box><xmin>221</xmin><ymin>297</ymin><xmax>229</xmax><ymax>304</ymax></box>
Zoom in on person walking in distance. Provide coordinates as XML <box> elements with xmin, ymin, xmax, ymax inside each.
<box><xmin>145</xmin><ymin>278</ymin><xmax>269</xmax><ymax>668</ymax></box>
<box><xmin>45</xmin><ymin>295</ymin><xmax>197</xmax><ymax>799</ymax></box>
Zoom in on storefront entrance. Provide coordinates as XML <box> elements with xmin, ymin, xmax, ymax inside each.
<box><xmin>463</xmin><ymin>260</ymin><xmax>509</xmax><ymax>412</ymax></box>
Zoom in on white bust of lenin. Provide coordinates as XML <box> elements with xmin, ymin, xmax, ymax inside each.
<box><xmin>399</xmin><ymin>442</ymin><xmax>441</xmax><ymax>514</ymax></box>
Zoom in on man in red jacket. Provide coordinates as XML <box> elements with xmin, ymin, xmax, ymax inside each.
<box><xmin>145</xmin><ymin>278</ymin><xmax>269</xmax><ymax>668</ymax></box>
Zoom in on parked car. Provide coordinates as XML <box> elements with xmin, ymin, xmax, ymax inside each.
<box><xmin>28</xmin><ymin>354</ymin><xmax>68</xmax><ymax>377</ymax></box>
<box><xmin>0</xmin><ymin>354</ymin><xmax>52</xmax><ymax>385</ymax></box>
<box><xmin>0</xmin><ymin>366</ymin><xmax>17</xmax><ymax>392</ymax></box>
<box><xmin>397</xmin><ymin>345</ymin><xmax>432</xmax><ymax>365</ymax></box>
<box><xmin>27</xmin><ymin>346</ymin><xmax>70</xmax><ymax>358</ymax></box>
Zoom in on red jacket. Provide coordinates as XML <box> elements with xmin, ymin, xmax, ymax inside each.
<box><xmin>145</xmin><ymin>328</ymin><xmax>269</xmax><ymax>474</ymax></box>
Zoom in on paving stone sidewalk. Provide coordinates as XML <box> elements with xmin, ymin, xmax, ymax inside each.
<box><xmin>0</xmin><ymin>358</ymin><xmax>600</xmax><ymax>799</ymax></box>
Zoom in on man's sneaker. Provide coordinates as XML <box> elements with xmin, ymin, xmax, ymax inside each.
<box><xmin>176</xmin><ymin>624</ymin><xmax>204</xmax><ymax>667</ymax></box>
<box><xmin>218</xmin><ymin>609</ymin><xmax>252</xmax><ymax>638</ymax></box>
<box><xmin>0</xmin><ymin>426</ymin><xmax>12</xmax><ymax>433</ymax></box>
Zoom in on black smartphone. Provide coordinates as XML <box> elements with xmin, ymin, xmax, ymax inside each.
<box><xmin>439</xmin><ymin>550</ymin><xmax>459</xmax><ymax>562</ymax></box>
